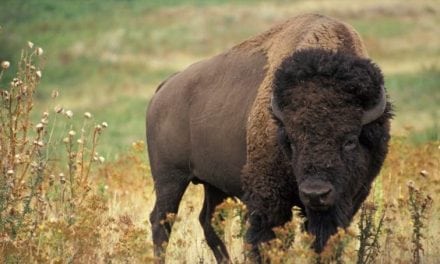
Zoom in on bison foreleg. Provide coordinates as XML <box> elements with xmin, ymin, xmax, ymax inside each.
<box><xmin>244</xmin><ymin>193</ymin><xmax>294</xmax><ymax>263</ymax></box>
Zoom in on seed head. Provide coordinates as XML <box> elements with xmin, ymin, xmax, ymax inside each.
<box><xmin>11</xmin><ymin>78</ymin><xmax>23</xmax><ymax>87</ymax></box>
<box><xmin>7</xmin><ymin>169</ymin><xmax>14</xmax><ymax>176</ymax></box>
<box><xmin>49</xmin><ymin>174</ymin><xmax>55</xmax><ymax>186</ymax></box>
<box><xmin>14</xmin><ymin>154</ymin><xmax>21</xmax><ymax>164</ymax></box>
<box><xmin>68</xmin><ymin>130</ymin><xmax>76</xmax><ymax>136</ymax></box>
<box><xmin>84</xmin><ymin>112</ymin><xmax>92</xmax><ymax>119</ymax></box>
<box><xmin>420</xmin><ymin>170</ymin><xmax>429</xmax><ymax>177</ymax></box>
<box><xmin>27</xmin><ymin>41</ymin><xmax>34</xmax><ymax>49</ymax></box>
<box><xmin>35</xmin><ymin>70</ymin><xmax>42</xmax><ymax>79</ymax></box>
<box><xmin>407</xmin><ymin>180</ymin><xmax>416</xmax><ymax>190</ymax></box>
<box><xmin>36</xmin><ymin>141</ymin><xmax>44</xmax><ymax>147</ymax></box>
<box><xmin>36</xmin><ymin>123</ymin><xmax>44</xmax><ymax>132</ymax></box>
<box><xmin>65</xmin><ymin>110</ymin><xmax>73</xmax><ymax>118</ymax></box>
<box><xmin>101</xmin><ymin>122</ymin><xmax>108</xmax><ymax>128</ymax></box>
<box><xmin>59</xmin><ymin>173</ymin><xmax>66</xmax><ymax>184</ymax></box>
<box><xmin>36</xmin><ymin>47</ymin><xmax>44</xmax><ymax>56</ymax></box>
<box><xmin>77</xmin><ymin>139</ymin><xmax>83</xmax><ymax>144</ymax></box>
<box><xmin>98</xmin><ymin>156</ymin><xmax>105</xmax><ymax>163</ymax></box>
<box><xmin>1</xmin><ymin>61</ymin><xmax>10</xmax><ymax>69</ymax></box>
<box><xmin>54</xmin><ymin>105</ymin><xmax>63</xmax><ymax>113</ymax></box>
<box><xmin>2</xmin><ymin>91</ymin><xmax>9</xmax><ymax>101</ymax></box>
<box><xmin>51</xmin><ymin>90</ymin><xmax>59</xmax><ymax>98</ymax></box>
<box><xmin>20</xmin><ymin>85</ymin><xmax>28</xmax><ymax>95</ymax></box>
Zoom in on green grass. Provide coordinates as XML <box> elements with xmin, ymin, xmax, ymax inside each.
<box><xmin>387</xmin><ymin>69</ymin><xmax>439</xmax><ymax>112</ymax></box>
<box><xmin>1</xmin><ymin>0</ymin><xmax>439</xmax><ymax>157</ymax></box>
<box><xmin>351</xmin><ymin>18</ymin><xmax>415</xmax><ymax>39</ymax></box>
<box><xmin>386</xmin><ymin>69</ymin><xmax>440</xmax><ymax>140</ymax></box>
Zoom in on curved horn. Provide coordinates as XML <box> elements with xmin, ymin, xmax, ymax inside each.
<box><xmin>361</xmin><ymin>85</ymin><xmax>387</xmax><ymax>125</ymax></box>
<box><xmin>271</xmin><ymin>95</ymin><xmax>284</xmax><ymax>122</ymax></box>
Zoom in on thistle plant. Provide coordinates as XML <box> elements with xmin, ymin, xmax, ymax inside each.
<box><xmin>0</xmin><ymin>44</ymin><xmax>46</xmax><ymax>240</ymax></box>
<box><xmin>356</xmin><ymin>202</ymin><xmax>385</xmax><ymax>264</ymax></box>
<box><xmin>407</xmin><ymin>181</ymin><xmax>433</xmax><ymax>264</ymax></box>
<box><xmin>0</xmin><ymin>42</ymin><xmax>109</xmax><ymax>263</ymax></box>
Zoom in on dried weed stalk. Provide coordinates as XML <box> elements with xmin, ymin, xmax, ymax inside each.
<box><xmin>356</xmin><ymin>202</ymin><xmax>385</xmax><ymax>264</ymax></box>
<box><xmin>407</xmin><ymin>181</ymin><xmax>433</xmax><ymax>264</ymax></box>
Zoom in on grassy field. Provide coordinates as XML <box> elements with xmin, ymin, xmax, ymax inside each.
<box><xmin>1</xmin><ymin>0</ymin><xmax>439</xmax><ymax>155</ymax></box>
<box><xmin>0</xmin><ymin>0</ymin><xmax>439</xmax><ymax>263</ymax></box>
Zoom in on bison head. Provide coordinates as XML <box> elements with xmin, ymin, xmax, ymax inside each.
<box><xmin>271</xmin><ymin>48</ymin><xmax>392</xmax><ymax>251</ymax></box>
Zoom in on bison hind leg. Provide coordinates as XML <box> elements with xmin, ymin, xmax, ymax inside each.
<box><xmin>199</xmin><ymin>184</ymin><xmax>230</xmax><ymax>263</ymax></box>
<box><xmin>150</xmin><ymin>169</ymin><xmax>190</xmax><ymax>263</ymax></box>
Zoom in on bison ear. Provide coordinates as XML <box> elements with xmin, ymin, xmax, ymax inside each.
<box><xmin>361</xmin><ymin>85</ymin><xmax>387</xmax><ymax>125</ymax></box>
<box><xmin>271</xmin><ymin>95</ymin><xmax>284</xmax><ymax>122</ymax></box>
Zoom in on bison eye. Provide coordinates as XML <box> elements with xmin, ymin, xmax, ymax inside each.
<box><xmin>343</xmin><ymin>136</ymin><xmax>358</xmax><ymax>151</ymax></box>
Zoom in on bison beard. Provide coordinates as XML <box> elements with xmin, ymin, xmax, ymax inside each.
<box><xmin>306</xmin><ymin>202</ymin><xmax>351</xmax><ymax>252</ymax></box>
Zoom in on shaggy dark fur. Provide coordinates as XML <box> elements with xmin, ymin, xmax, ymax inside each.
<box><xmin>243</xmin><ymin>48</ymin><xmax>392</xmax><ymax>254</ymax></box>
<box><xmin>273</xmin><ymin>48</ymin><xmax>385</xmax><ymax>110</ymax></box>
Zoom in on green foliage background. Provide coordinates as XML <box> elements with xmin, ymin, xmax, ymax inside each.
<box><xmin>1</xmin><ymin>0</ymin><xmax>439</xmax><ymax>157</ymax></box>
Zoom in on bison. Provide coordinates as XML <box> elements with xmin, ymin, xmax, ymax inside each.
<box><xmin>146</xmin><ymin>13</ymin><xmax>392</xmax><ymax>263</ymax></box>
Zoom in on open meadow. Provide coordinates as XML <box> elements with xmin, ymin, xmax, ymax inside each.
<box><xmin>0</xmin><ymin>0</ymin><xmax>439</xmax><ymax>263</ymax></box>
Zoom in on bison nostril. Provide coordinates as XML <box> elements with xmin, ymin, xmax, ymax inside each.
<box><xmin>299</xmin><ymin>183</ymin><xmax>334</xmax><ymax>208</ymax></box>
<box><xmin>303</xmin><ymin>188</ymin><xmax>331</xmax><ymax>200</ymax></box>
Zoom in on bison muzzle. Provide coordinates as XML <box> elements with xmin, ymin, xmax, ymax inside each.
<box><xmin>146</xmin><ymin>13</ymin><xmax>392</xmax><ymax>263</ymax></box>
